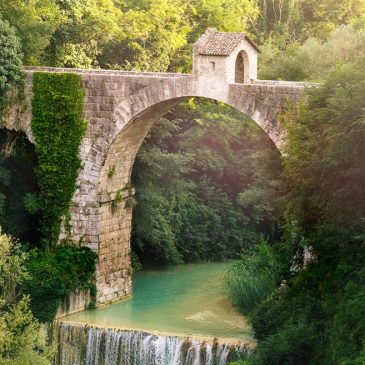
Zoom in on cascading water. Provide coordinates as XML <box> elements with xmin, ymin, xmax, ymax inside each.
<box><xmin>52</xmin><ymin>321</ymin><xmax>251</xmax><ymax>365</ymax></box>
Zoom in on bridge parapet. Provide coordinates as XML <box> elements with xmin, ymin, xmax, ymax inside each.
<box><xmin>253</xmin><ymin>79</ymin><xmax>317</xmax><ymax>87</ymax></box>
<box><xmin>25</xmin><ymin>66</ymin><xmax>192</xmax><ymax>79</ymax></box>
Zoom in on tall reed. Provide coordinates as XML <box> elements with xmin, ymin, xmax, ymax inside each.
<box><xmin>224</xmin><ymin>242</ymin><xmax>282</xmax><ymax>313</ymax></box>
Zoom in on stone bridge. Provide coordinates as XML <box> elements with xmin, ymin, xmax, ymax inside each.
<box><xmin>2</xmin><ymin>29</ymin><xmax>314</xmax><ymax>312</ymax></box>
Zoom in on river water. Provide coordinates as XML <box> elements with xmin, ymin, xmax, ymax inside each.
<box><xmin>66</xmin><ymin>261</ymin><xmax>252</xmax><ymax>340</ymax></box>
<box><xmin>54</xmin><ymin>261</ymin><xmax>254</xmax><ymax>365</ymax></box>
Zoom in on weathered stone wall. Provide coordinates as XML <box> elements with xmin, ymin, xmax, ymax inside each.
<box><xmin>2</xmin><ymin>74</ymin><xmax>34</xmax><ymax>142</ymax></box>
<box><xmin>2</xmin><ymin>66</ymin><xmax>311</xmax><ymax>313</ymax></box>
<box><xmin>56</xmin><ymin>290</ymin><xmax>91</xmax><ymax>318</ymax></box>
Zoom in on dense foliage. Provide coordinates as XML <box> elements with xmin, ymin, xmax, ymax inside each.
<box><xmin>0</xmin><ymin>231</ymin><xmax>51</xmax><ymax>364</ymax></box>
<box><xmin>230</xmin><ymin>53</ymin><xmax>365</xmax><ymax>365</ymax></box>
<box><xmin>0</xmin><ymin>0</ymin><xmax>59</xmax><ymax>65</ymax></box>
<box><xmin>259</xmin><ymin>25</ymin><xmax>365</xmax><ymax>81</ymax></box>
<box><xmin>23</xmin><ymin>245</ymin><xmax>97</xmax><ymax>323</ymax></box>
<box><xmin>0</xmin><ymin>0</ymin><xmax>364</xmax><ymax>72</ymax></box>
<box><xmin>32</xmin><ymin>72</ymin><xmax>86</xmax><ymax>246</ymax></box>
<box><xmin>283</xmin><ymin>56</ymin><xmax>365</xmax><ymax>228</ymax></box>
<box><xmin>131</xmin><ymin>100</ymin><xmax>280</xmax><ymax>265</ymax></box>
<box><xmin>253</xmin><ymin>0</ymin><xmax>365</xmax><ymax>46</ymax></box>
<box><xmin>244</xmin><ymin>229</ymin><xmax>365</xmax><ymax>365</ymax></box>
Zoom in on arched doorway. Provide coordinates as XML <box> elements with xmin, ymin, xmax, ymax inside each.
<box><xmin>235</xmin><ymin>51</ymin><xmax>249</xmax><ymax>84</ymax></box>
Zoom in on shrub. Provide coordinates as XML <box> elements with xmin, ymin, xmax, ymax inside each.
<box><xmin>0</xmin><ymin>230</ymin><xmax>51</xmax><ymax>364</ymax></box>
<box><xmin>252</xmin><ymin>322</ymin><xmax>317</xmax><ymax>365</ymax></box>
<box><xmin>23</xmin><ymin>245</ymin><xmax>97</xmax><ymax>323</ymax></box>
<box><xmin>246</xmin><ymin>226</ymin><xmax>365</xmax><ymax>365</ymax></box>
<box><xmin>224</xmin><ymin>242</ymin><xmax>284</xmax><ymax>313</ymax></box>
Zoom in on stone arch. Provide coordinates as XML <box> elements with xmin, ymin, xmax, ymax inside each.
<box><xmin>235</xmin><ymin>51</ymin><xmax>249</xmax><ymax>84</ymax></box>
<box><xmin>100</xmin><ymin>77</ymin><xmax>284</xmax><ymax>198</ymax></box>
<box><xmin>1</xmin><ymin>75</ymin><xmax>35</xmax><ymax>145</ymax></box>
<box><xmin>94</xmin><ymin>77</ymin><xmax>286</xmax><ymax>303</ymax></box>
<box><xmin>0</xmin><ymin>125</ymin><xmax>33</xmax><ymax>157</ymax></box>
<box><xmin>111</xmin><ymin>78</ymin><xmax>285</xmax><ymax>153</ymax></box>
<box><xmin>96</xmin><ymin>97</ymin><xmax>190</xmax><ymax>303</ymax></box>
<box><xmin>0</xmin><ymin>129</ymin><xmax>20</xmax><ymax>157</ymax></box>
<box><xmin>0</xmin><ymin>77</ymin><xmax>34</xmax><ymax>158</ymax></box>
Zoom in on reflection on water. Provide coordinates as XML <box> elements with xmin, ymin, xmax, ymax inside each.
<box><xmin>66</xmin><ymin>261</ymin><xmax>252</xmax><ymax>340</ymax></box>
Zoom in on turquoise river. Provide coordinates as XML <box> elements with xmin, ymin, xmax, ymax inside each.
<box><xmin>54</xmin><ymin>262</ymin><xmax>255</xmax><ymax>365</ymax></box>
<box><xmin>66</xmin><ymin>261</ymin><xmax>252</xmax><ymax>340</ymax></box>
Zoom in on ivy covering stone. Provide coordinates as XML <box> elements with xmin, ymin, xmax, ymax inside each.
<box><xmin>31</xmin><ymin>72</ymin><xmax>86</xmax><ymax>247</ymax></box>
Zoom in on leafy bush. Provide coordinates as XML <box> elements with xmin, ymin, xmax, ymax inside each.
<box><xmin>224</xmin><ymin>242</ymin><xmax>284</xmax><ymax>313</ymax></box>
<box><xmin>247</xmin><ymin>227</ymin><xmax>365</xmax><ymax>365</ymax></box>
<box><xmin>0</xmin><ymin>230</ymin><xmax>51</xmax><ymax>364</ymax></box>
<box><xmin>23</xmin><ymin>245</ymin><xmax>97</xmax><ymax>323</ymax></box>
<box><xmin>283</xmin><ymin>55</ymin><xmax>365</xmax><ymax>229</ymax></box>
<box><xmin>251</xmin><ymin>322</ymin><xmax>317</xmax><ymax>365</ymax></box>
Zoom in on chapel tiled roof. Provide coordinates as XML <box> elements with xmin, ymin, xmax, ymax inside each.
<box><xmin>195</xmin><ymin>28</ymin><xmax>260</xmax><ymax>55</ymax></box>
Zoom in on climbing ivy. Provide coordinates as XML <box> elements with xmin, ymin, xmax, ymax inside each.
<box><xmin>32</xmin><ymin>72</ymin><xmax>86</xmax><ymax>247</ymax></box>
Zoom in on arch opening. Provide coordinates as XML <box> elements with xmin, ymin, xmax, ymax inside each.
<box><xmin>0</xmin><ymin>129</ymin><xmax>41</xmax><ymax>246</ymax></box>
<box><xmin>94</xmin><ymin>95</ymin><xmax>281</xmax><ymax>303</ymax></box>
<box><xmin>235</xmin><ymin>51</ymin><xmax>249</xmax><ymax>84</ymax></box>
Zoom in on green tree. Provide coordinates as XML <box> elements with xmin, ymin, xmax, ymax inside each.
<box><xmin>283</xmin><ymin>55</ymin><xmax>365</xmax><ymax>228</ymax></box>
<box><xmin>229</xmin><ymin>50</ymin><xmax>365</xmax><ymax>365</ymax></box>
<box><xmin>0</xmin><ymin>230</ymin><xmax>51</xmax><ymax>365</ymax></box>
<box><xmin>46</xmin><ymin>0</ymin><xmax>123</xmax><ymax>68</ymax></box>
<box><xmin>259</xmin><ymin>26</ymin><xmax>365</xmax><ymax>81</ymax></box>
<box><xmin>0</xmin><ymin>0</ymin><xmax>60</xmax><ymax>65</ymax></box>
<box><xmin>0</xmin><ymin>17</ymin><xmax>23</xmax><ymax>122</ymax></box>
<box><xmin>132</xmin><ymin>100</ymin><xmax>281</xmax><ymax>265</ymax></box>
<box><xmin>99</xmin><ymin>0</ymin><xmax>259</xmax><ymax>72</ymax></box>
<box><xmin>98</xmin><ymin>0</ymin><xmax>193</xmax><ymax>71</ymax></box>
<box><xmin>253</xmin><ymin>0</ymin><xmax>365</xmax><ymax>47</ymax></box>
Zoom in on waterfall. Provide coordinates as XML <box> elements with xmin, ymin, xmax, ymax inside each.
<box><xmin>51</xmin><ymin>321</ymin><xmax>251</xmax><ymax>365</ymax></box>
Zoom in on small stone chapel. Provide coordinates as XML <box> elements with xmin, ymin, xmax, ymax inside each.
<box><xmin>193</xmin><ymin>28</ymin><xmax>261</xmax><ymax>84</ymax></box>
